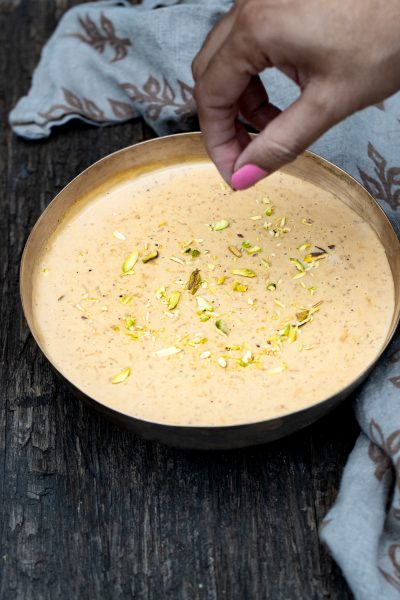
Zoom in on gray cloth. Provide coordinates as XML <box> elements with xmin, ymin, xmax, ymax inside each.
<box><xmin>9</xmin><ymin>1</ymin><xmax>400</xmax><ymax>597</ymax></box>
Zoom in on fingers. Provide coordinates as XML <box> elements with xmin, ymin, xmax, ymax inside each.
<box><xmin>238</xmin><ymin>75</ymin><xmax>281</xmax><ymax>131</ymax></box>
<box><xmin>191</xmin><ymin>3</ymin><xmax>239</xmax><ymax>81</ymax></box>
<box><xmin>231</xmin><ymin>83</ymin><xmax>341</xmax><ymax>189</ymax></box>
<box><xmin>194</xmin><ymin>17</ymin><xmax>271</xmax><ymax>182</ymax></box>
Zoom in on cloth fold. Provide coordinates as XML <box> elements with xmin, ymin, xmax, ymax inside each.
<box><xmin>10</xmin><ymin>1</ymin><xmax>400</xmax><ymax>598</ymax></box>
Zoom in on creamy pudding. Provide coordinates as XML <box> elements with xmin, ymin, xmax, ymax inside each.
<box><xmin>32</xmin><ymin>162</ymin><xmax>395</xmax><ymax>425</ymax></box>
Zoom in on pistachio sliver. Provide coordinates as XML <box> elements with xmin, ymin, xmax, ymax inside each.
<box><xmin>187</xmin><ymin>268</ymin><xmax>202</xmax><ymax>295</ymax></box>
<box><xmin>168</xmin><ymin>291</ymin><xmax>181</xmax><ymax>310</ymax></box>
<box><xmin>142</xmin><ymin>251</ymin><xmax>158</xmax><ymax>263</ymax></box>
<box><xmin>124</xmin><ymin>315</ymin><xmax>135</xmax><ymax>331</ymax></box>
<box><xmin>111</xmin><ymin>368</ymin><xmax>131</xmax><ymax>384</ymax></box>
<box><xmin>230</xmin><ymin>268</ymin><xmax>256</xmax><ymax>278</ymax></box>
<box><xmin>211</xmin><ymin>219</ymin><xmax>230</xmax><ymax>231</ymax></box>
<box><xmin>215</xmin><ymin>319</ymin><xmax>229</xmax><ymax>336</ymax></box>
<box><xmin>247</xmin><ymin>246</ymin><xmax>262</xmax><ymax>255</ymax></box>
<box><xmin>122</xmin><ymin>249</ymin><xmax>139</xmax><ymax>273</ymax></box>
<box><xmin>228</xmin><ymin>245</ymin><xmax>242</xmax><ymax>257</ymax></box>
<box><xmin>154</xmin><ymin>346</ymin><xmax>182</xmax><ymax>357</ymax></box>
<box><xmin>232</xmin><ymin>280</ymin><xmax>248</xmax><ymax>292</ymax></box>
<box><xmin>196</xmin><ymin>296</ymin><xmax>214</xmax><ymax>312</ymax></box>
<box><xmin>290</xmin><ymin>258</ymin><xmax>305</xmax><ymax>272</ymax></box>
<box><xmin>266</xmin><ymin>282</ymin><xmax>276</xmax><ymax>291</ymax></box>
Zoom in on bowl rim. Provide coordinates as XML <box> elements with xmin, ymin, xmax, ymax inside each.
<box><xmin>20</xmin><ymin>132</ymin><xmax>400</xmax><ymax>434</ymax></box>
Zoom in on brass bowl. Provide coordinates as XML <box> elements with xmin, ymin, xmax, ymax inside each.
<box><xmin>20</xmin><ymin>133</ymin><xmax>400</xmax><ymax>449</ymax></box>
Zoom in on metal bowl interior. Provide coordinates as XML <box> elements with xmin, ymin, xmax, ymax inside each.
<box><xmin>20</xmin><ymin>133</ymin><xmax>400</xmax><ymax>449</ymax></box>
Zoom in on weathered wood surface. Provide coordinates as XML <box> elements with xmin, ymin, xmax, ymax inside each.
<box><xmin>0</xmin><ymin>1</ymin><xmax>357</xmax><ymax>598</ymax></box>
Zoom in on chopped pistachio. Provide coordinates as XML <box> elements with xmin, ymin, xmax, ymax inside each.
<box><xmin>155</xmin><ymin>286</ymin><xmax>166</xmax><ymax>300</ymax></box>
<box><xmin>211</xmin><ymin>219</ymin><xmax>230</xmax><ymax>231</ymax></box>
<box><xmin>304</xmin><ymin>252</ymin><xmax>328</xmax><ymax>263</ymax></box>
<box><xmin>187</xmin><ymin>269</ymin><xmax>202</xmax><ymax>295</ymax></box>
<box><xmin>298</xmin><ymin>242</ymin><xmax>312</xmax><ymax>252</ymax></box>
<box><xmin>154</xmin><ymin>346</ymin><xmax>182</xmax><ymax>357</ymax></box>
<box><xmin>119</xmin><ymin>295</ymin><xmax>133</xmax><ymax>305</ymax></box>
<box><xmin>288</xmin><ymin>325</ymin><xmax>298</xmax><ymax>343</ymax></box>
<box><xmin>111</xmin><ymin>367</ymin><xmax>131</xmax><ymax>384</ymax></box>
<box><xmin>266</xmin><ymin>282</ymin><xmax>276</xmax><ymax>291</ymax></box>
<box><xmin>169</xmin><ymin>256</ymin><xmax>185</xmax><ymax>265</ymax></box>
<box><xmin>238</xmin><ymin>350</ymin><xmax>253</xmax><ymax>367</ymax></box>
<box><xmin>158</xmin><ymin>220</ymin><xmax>167</xmax><ymax>227</ymax></box>
<box><xmin>113</xmin><ymin>230</ymin><xmax>126</xmax><ymax>240</ymax></box>
<box><xmin>247</xmin><ymin>246</ymin><xmax>262</xmax><ymax>255</ymax></box>
<box><xmin>228</xmin><ymin>245</ymin><xmax>242</xmax><ymax>257</ymax></box>
<box><xmin>290</xmin><ymin>258</ymin><xmax>305</xmax><ymax>272</ymax></box>
<box><xmin>265</xmin><ymin>206</ymin><xmax>274</xmax><ymax>217</ymax></box>
<box><xmin>191</xmin><ymin>249</ymin><xmax>201</xmax><ymax>258</ymax></box>
<box><xmin>199</xmin><ymin>313</ymin><xmax>211</xmax><ymax>322</ymax></box>
<box><xmin>122</xmin><ymin>249</ymin><xmax>139</xmax><ymax>273</ymax></box>
<box><xmin>261</xmin><ymin>258</ymin><xmax>270</xmax><ymax>268</ymax></box>
<box><xmin>42</xmin><ymin>267</ymin><xmax>49</xmax><ymax>275</ymax></box>
<box><xmin>232</xmin><ymin>280</ymin><xmax>248</xmax><ymax>292</ymax></box>
<box><xmin>215</xmin><ymin>319</ymin><xmax>229</xmax><ymax>335</ymax></box>
<box><xmin>242</xmin><ymin>240</ymin><xmax>252</xmax><ymax>249</ymax></box>
<box><xmin>200</xmin><ymin>351</ymin><xmax>212</xmax><ymax>359</ymax></box>
<box><xmin>124</xmin><ymin>316</ymin><xmax>135</xmax><ymax>331</ymax></box>
<box><xmin>168</xmin><ymin>291</ymin><xmax>181</xmax><ymax>310</ymax></box>
<box><xmin>142</xmin><ymin>251</ymin><xmax>158</xmax><ymax>263</ymax></box>
<box><xmin>196</xmin><ymin>296</ymin><xmax>214</xmax><ymax>312</ymax></box>
<box><xmin>279</xmin><ymin>323</ymin><xmax>291</xmax><ymax>337</ymax></box>
<box><xmin>216</xmin><ymin>275</ymin><xmax>226</xmax><ymax>285</ymax></box>
<box><xmin>308</xmin><ymin>286</ymin><xmax>316</xmax><ymax>295</ymax></box>
<box><xmin>231</xmin><ymin>268</ymin><xmax>256</xmax><ymax>278</ymax></box>
<box><xmin>217</xmin><ymin>357</ymin><xmax>227</xmax><ymax>368</ymax></box>
<box><xmin>274</xmin><ymin>299</ymin><xmax>285</xmax><ymax>308</ymax></box>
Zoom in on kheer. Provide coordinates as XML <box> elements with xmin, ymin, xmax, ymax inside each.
<box><xmin>32</xmin><ymin>162</ymin><xmax>395</xmax><ymax>426</ymax></box>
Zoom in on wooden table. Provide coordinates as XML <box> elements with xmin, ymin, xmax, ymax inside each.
<box><xmin>0</xmin><ymin>1</ymin><xmax>357</xmax><ymax>597</ymax></box>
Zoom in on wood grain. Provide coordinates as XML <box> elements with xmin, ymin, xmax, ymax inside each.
<box><xmin>0</xmin><ymin>1</ymin><xmax>356</xmax><ymax>598</ymax></box>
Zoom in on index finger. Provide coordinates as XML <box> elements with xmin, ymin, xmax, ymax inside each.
<box><xmin>194</xmin><ymin>36</ymin><xmax>254</xmax><ymax>182</ymax></box>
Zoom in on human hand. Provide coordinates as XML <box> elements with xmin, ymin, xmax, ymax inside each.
<box><xmin>192</xmin><ymin>0</ymin><xmax>400</xmax><ymax>189</ymax></box>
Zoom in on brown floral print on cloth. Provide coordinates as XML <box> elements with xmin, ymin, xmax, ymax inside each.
<box><xmin>358</xmin><ymin>142</ymin><xmax>400</xmax><ymax>211</ymax></box>
<box><xmin>368</xmin><ymin>419</ymin><xmax>400</xmax><ymax>482</ymax></box>
<box><xmin>40</xmin><ymin>88</ymin><xmax>105</xmax><ymax>122</ymax></box>
<box><xmin>379</xmin><ymin>544</ymin><xmax>400</xmax><ymax>592</ymax></box>
<box><xmin>108</xmin><ymin>98</ymin><xmax>136</xmax><ymax>120</ymax></box>
<box><xmin>67</xmin><ymin>13</ymin><xmax>132</xmax><ymax>62</ymax></box>
<box><xmin>121</xmin><ymin>76</ymin><xmax>195</xmax><ymax>121</ymax></box>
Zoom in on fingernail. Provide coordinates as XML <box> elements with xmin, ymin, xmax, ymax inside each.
<box><xmin>231</xmin><ymin>164</ymin><xmax>268</xmax><ymax>190</ymax></box>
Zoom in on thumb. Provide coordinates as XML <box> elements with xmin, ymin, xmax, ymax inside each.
<box><xmin>231</xmin><ymin>84</ymin><xmax>340</xmax><ymax>190</ymax></box>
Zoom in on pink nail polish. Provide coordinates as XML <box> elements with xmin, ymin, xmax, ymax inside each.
<box><xmin>231</xmin><ymin>164</ymin><xmax>268</xmax><ymax>190</ymax></box>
